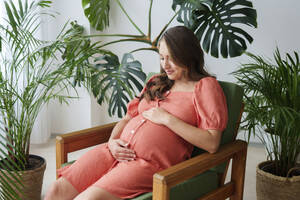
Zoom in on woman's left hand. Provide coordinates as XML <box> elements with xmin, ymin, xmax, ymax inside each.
<box><xmin>142</xmin><ymin>107</ymin><xmax>172</xmax><ymax>125</ymax></box>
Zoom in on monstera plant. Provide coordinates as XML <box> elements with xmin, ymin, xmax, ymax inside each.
<box><xmin>79</xmin><ymin>0</ymin><xmax>257</xmax><ymax>116</ymax></box>
<box><xmin>82</xmin><ymin>0</ymin><xmax>257</xmax><ymax>58</ymax></box>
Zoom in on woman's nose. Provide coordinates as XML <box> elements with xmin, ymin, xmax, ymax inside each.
<box><xmin>162</xmin><ymin>59</ymin><xmax>170</xmax><ymax>69</ymax></box>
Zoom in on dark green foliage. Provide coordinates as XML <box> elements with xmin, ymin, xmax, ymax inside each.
<box><xmin>173</xmin><ymin>0</ymin><xmax>257</xmax><ymax>58</ymax></box>
<box><xmin>93</xmin><ymin>53</ymin><xmax>146</xmax><ymax>117</ymax></box>
<box><xmin>82</xmin><ymin>0</ymin><xmax>110</xmax><ymax>31</ymax></box>
<box><xmin>233</xmin><ymin>49</ymin><xmax>300</xmax><ymax>177</ymax></box>
<box><xmin>82</xmin><ymin>0</ymin><xmax>257</xmax><ymax>58</ymax></box>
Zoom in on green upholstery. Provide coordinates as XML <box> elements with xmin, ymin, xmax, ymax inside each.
<box><xmin>61</xmin><ymin>160</ymin><xmax>75</xmax><ymax>168</ymax></box>
<box><xmin>132</xmin><ymin>171</ymin><xmax>218</xmax><ymax>200</ymax></box>
<box><xmin>218</xmin><ymin>81</ymin><xmax>244</xmax><ymax>146</ymax></box>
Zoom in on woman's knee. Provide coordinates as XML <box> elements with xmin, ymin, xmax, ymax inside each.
<box><xmin>74</xmin><ymin>186</ymin><xmax>121</xmax><ymax>200</ymax></box>
<box><xmin>45</xmin><ymin>178</ymin><xmax>78</xmax><ymax>200</ymax></box>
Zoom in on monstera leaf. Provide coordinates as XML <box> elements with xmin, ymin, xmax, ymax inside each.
<box><xmin>172</xmin><ymin>0</ymin><xmax>213</xmax><ymax>27</ymax></box>
<box><xmin>92</xmin><ymin>53</ymin><xmax>146</xmax><ymax>117</ymax></box>
<box><xmin>82</xmin><ymin>0</ymin><xmax>110</xmax><ymax>31</ymax></box>
<box><xmin>173</xmin><ymin>0</ymin><xmax>257</xmax><ymax>58</ymax></box>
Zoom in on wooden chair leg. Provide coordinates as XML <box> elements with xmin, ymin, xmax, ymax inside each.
<box><xmin>230</xmin><ymin>144</ymin><xmax>247</xmax><ymax>200</ymax></box>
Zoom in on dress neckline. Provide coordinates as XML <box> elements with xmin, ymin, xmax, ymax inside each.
<box><xmin>165</xmin><ymin>90</ymin><xmax>193</xmax><ymax>96</ymax></box>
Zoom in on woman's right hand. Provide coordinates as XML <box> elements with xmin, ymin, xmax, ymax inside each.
<box><xmin>108</xmin><ymin>139</ymin><xmax>136</xmax><ymax>162</ymax></box>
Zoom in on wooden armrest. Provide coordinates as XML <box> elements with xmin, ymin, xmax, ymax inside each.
<box><xmin>56</xmin><ymin>122</ymin><xmax>117</xmax><ymax>172</ymax></box>
<box><xmin>153</xmin><ymin>140</ymin><xmax>248</xmax><ymax>200</ymax></box>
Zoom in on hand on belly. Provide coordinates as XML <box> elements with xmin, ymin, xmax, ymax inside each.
<box><xmin>142</xmin><ymin>107</ymin><xmax>171</xmax><ymax>125</ymax></box>
<box><xmin>108</xmin><ymin>139</ymin><xmax>136</xmax><ymax>162</ymax></box>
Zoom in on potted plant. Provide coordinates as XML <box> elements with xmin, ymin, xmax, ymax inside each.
<box><xmin>0</xmin><ymin>0</ymin><xmax>145</xmax><ymax>199</ymax></box>
<box><xmin>233</xmin><ymin>49</ymin><xmax>300</xmax><ymax>200</ymax></box>
<box><xmin>0</xmin><ymin>1</ymin><xmax>83</xmax><ymax>199</ymax></box>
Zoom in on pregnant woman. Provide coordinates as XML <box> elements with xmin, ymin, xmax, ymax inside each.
<box><xmin>45</xmin><ymin>26</ymin><xmax>228</xmax><ymax>200</ymax></box>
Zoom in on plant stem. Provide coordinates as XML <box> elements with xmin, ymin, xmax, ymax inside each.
<box><xmin>114</xmin><ymin>0</ymin><xmax>145</xmax><ymax>36</ymax></box>
<box><xmin>147</xmin><ymin>0</ymin><xmax>153</xmax><ymax>39</ymax></box>
<box><xmin>131</xmin><ymin>47</ymin><xmax>158</xmax><ymax>53</ymax></box>
<box><xmin>152</xmin><ymin>10</ymin><xmax>179</xmax><ymax>47</ymax></box>
<box><xmin>99</xmin><ymin>38</ymin><xmax>152</xmax><ymax>49</ymax></box>
<box><xmin>82</xmin><ymin>33</ymin><xmax>145</xmax><ymax>38</ymax></box>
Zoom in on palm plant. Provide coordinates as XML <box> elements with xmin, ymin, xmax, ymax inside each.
<box><xmin>0</xmin><ymin>0</ymin><xmax>145</xmax><ymax>199</ymax></box>
<box><xmin>233</xmin><ymin>49</ymin><xmax>300</xmax><ymax>177</ymax></box>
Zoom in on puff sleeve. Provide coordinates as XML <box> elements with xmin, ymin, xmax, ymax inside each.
<box><xmin>192</xmin><ymin>77</ymin><xmax>228</xmax><ymax>131</ymax></box>
<box><xmin>126</xmin><ymin>97</ymin><xmax>140</xmax><ymax>118</ymax></box>
<box><xmin>126</xmin><ymin>75</ymin><xmax>157</xmax><ymax>118</ymax></box>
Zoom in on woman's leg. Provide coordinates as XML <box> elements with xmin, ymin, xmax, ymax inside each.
<box><xmin>44</xmin><ymin>177</ymin><xmax>78</xmax><ymax>200</ymax></box>
<box><xmin>55</xmin><ymin>143</ymin><xmax>116</xmax><ymax>194</ymax></box>
<box><xmin>74</xmin><ymin>186</ymin><xmax>121</xmax><ymax>200</ymax></box>
<box><xmin>92</xmin><ymin>159</ymin><xmax>157</xmax><ymax>199</ymax></box>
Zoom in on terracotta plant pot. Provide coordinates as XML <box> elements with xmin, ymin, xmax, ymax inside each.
<box><xmin>0</xmin><ymin>155</ymin><xmax>46</xmax><ymax>200</ymax></box>
<box><xmin>256</xmin><ymin>161</ymin><xmax>300</xmax><ymax>200</ymax></box>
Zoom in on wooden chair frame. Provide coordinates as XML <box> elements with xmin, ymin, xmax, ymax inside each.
<box><xmin>56</xmin><ymin>106</ymin><xmax>247</xmax><ymax>200</ymax></box>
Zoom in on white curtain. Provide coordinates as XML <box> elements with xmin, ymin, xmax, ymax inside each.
<box><xmin>0</xmin><ymin>0</ymin><xmax>51</xmax><ymax>144</ymax></box>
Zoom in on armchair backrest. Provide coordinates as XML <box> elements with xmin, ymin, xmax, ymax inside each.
<box><xmin>218</xmin><ymin>81</ymin><xmax>244</xmax><ymax>145</ymax></box>
<box><xmin>191</xmin><ymin>80</ymin><xmax>244</xmax><ymax>175</ymax></box>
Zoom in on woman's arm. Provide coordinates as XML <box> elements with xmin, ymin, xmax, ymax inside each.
<box><xmin>165</xmin><ymin>114</ymin><xmax>222</xmax><ymax>153</ymax></box>
<box><xmin>142</xmin><ymin>107</ymin><xmax>222</xmax><ymax>154</ymax></box>
<box><xmin>108</xmin><ymin>114</ymin><xmax>136</xmax><ymax>161</ymax></box>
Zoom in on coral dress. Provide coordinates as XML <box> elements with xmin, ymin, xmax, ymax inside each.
<box><xmin>58</xmin><ymin>76</ymin><xmax>228</xmax><ymax>199</ymax></box>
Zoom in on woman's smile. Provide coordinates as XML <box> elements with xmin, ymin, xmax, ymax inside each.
<box><xmin>159</xmin><ymin>40</ymin><xmax>186</xmax><ymax>81</ymax></box>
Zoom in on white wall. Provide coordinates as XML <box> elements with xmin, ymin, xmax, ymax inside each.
<box><xmin>47</xmin><ymin>0</ymin><xmax>300</xmax><ymax>141</ymax></box>
<box><xmin>45</xmin><ymin>0</ymin><xmax>93</xmax><ymax>134</ymax></box>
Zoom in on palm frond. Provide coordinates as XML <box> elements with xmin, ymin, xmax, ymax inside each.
<box><xmin>233</xmin><ymin>48</ymin><xmax>300</xmax><ymax>177</ymax></box>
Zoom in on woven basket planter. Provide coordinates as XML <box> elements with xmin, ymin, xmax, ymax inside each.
<box><xmin>0</xmin><ymin>155</ymin><xmax>46</xmax><ymax>200</ymax></box>
<box><xmin>256</xmin><ymin>161</ymin><xmax>300</xmax><ymax>200</ymax></box>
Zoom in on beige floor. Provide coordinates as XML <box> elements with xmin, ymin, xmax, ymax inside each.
<box><xmin>31</xmin><ymin>136</ymin><xmax>266</xmax><ymax>199</ymax></box>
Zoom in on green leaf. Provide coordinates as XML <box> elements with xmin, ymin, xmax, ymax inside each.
<box><xmin>4</xmin><ymin>1</ymin><xmax>18</xmax><ymax>34</ymax></box>
<box><xmin>92</xmin><ymin>52</ymin><xmax>146</xmax><ymax>117</ymax></box>
<box><xmin>173</xmin><ymin>0</ymin><xmax>257</xmax><ymax>58</ymax></box>
<box><xmin>232</xmin><ymin>49</ymin><xmax>300</xmax><ymax>176</ymax></box>
<box><xmin>172</xmin><ymin>0</ymin><xmax>212</xmax><ymax>27</ymax></box>
<box><xmin>38</xmin><ymin>1</ymin><xmax>52</xmax><ymax>8</ymax></box>
<box><xmin>82</xmin><ymin>0</ymin><xmax>110</xmax><ymax>31</ymax></box>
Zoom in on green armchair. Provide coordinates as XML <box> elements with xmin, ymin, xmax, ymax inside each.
<box><xmin>56</xmin><ymin>81</ymin><xmax>246</xmax><ymax>200</ymax></box>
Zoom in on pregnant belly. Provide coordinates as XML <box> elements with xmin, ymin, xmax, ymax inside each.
<box><xmin>120</xmin><ymin>116</ymin><xmax>192</xmax><ymax>168</ymax></box>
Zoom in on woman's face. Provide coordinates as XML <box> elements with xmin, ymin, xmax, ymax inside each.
<box><xmin>158</xmin><ymin>40</ymin><xmax>187</xmax><ymax>81</ymax></box>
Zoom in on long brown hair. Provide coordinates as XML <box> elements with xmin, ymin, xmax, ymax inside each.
<box><xmin>141</xmin><ymin>26</ymin><xmax>211</xmax><ymax>101</ymax></box>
